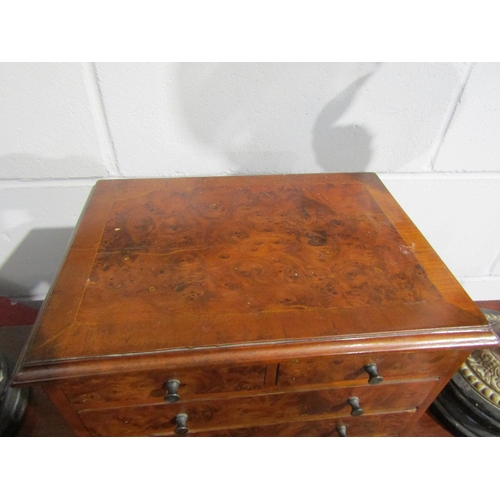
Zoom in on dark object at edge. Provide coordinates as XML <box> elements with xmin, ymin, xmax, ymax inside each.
<box><xmin>431</xmin><ymin>308</ymin><xmax>500</xmax><ymax>436</ymax></box>
<box><xmin>0</xmin><ymin>351</ymin><xmax>29</xmax><ymax>436</ymax></box>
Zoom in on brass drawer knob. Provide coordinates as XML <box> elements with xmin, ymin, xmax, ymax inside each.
<box><xmin>363</xmin><ymin>363</ymin><xmax>383</xmax><ymax>385</ymax></box>
<box><xmin>347</xmin><ymin>396</ymin><xmax>364</xmax><ymax>416</ymax></box>
<box><xmin>164</xmin><ymin>379</ymin><xmax>181</xmax><ymax>403</ymax></box>
<box><xmin>175</xmin><ymin>413</ymin><xmax>189</xmax><ymax>435</ymax></box>
<box><xmin>337</xmin><ymin>425</ymin><xmax>348</xmax><ymax>437</ymax></box>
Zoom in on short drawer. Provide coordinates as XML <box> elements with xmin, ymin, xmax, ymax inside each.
<box><xmin>78</xmin><ymin>379</ymin><xmax>436</xmax><ymax>436</ymax></box>
<box><xmin>180</xmin><ymin>410</ymin><xmax>417</xmax><ymax>437</ymax></box>
<box><xmin>276</xmin><ymin>349</ymin><xmax>467</xmax><ymax>388</ymax></box>
<box><xmin>59</xmin><ymin>363</ymin><xmax>267</xmax><ymax>407</ymax></box>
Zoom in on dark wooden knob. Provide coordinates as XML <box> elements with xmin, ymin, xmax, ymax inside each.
<box><xmin>347</xmin><ymin>396</ymin><xmax>364</xmax><ymax>416</ymax></box>
<box><xmin>337</xmin><ymin>425</ymin><xmax>348</xmax><ymax>437</ymax></box>
<box><xmin>363</xmin><ymin>363</ymin><xmax>383</xmax><ymax>385</ymax></box>
<box><xmin>175</xmin><ymin>413</ymin><xmax>188</xmax><ymax>435</ymax></box>
<box><xmin>164</xmin><ymin>379</ymin><xmax>181</xmax><ymax>403</ymax></box>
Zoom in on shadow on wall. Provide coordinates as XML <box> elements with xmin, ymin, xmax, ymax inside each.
<box><xmin>0</xmin><ymin>228</ymin><xmax>74</xmax><ymax>308</ymax></box>
<box><xmin>175</xmin><ymin>63</ymin><xmax>378</xmax><ymax>174</ymax></box>
<box><xmin>313</xmin><ymin>74</ymin><xmax>373</xmax><ymax>172</ymax></box>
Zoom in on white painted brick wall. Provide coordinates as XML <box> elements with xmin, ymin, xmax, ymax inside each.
<box><xmin>1</xmin><ymin>62</ymin><xmax>499</xmax><ymax>304</ymax></box>
<box><xmin>0</xmin><ymin>63</ymin><xmax>114</xmax><ymax>179</ymax></box>
<box><xmin>433</xmin><ymin>63</ymin><xmax>500</xmax><ymax>172</ymax></box>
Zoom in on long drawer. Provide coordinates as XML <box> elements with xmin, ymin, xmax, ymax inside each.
<box><xmin>78</xmin><ymin>380</ymin><xmax>436</xmax><ymax>436</ymax></box>
<box><xmin>170</xmin><ymin>411</ymin><xmax>417</xmax><ymax>437</ymax></box>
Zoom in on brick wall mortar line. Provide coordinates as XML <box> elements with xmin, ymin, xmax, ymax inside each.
<box><xmin>83</xmin><ymin>62</ymin><xmax>122</xmax><ymax>177</ymax></box>
<box><xmin>428</xmin><ymin>62</ymin><xmax>475</xmax><ymax>172</ymax></box>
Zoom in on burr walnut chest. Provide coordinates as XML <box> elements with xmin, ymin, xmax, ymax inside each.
<box><xmin>12</xmin><ymin>173</ymin><xmax>498</xmax><ymax>436</ymax></box>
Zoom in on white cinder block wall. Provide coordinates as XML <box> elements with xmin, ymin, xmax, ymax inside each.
<box><xmin>1</xmin><ymin>62</ymin><xmax>499</xmax><ymax>306</ymax></box>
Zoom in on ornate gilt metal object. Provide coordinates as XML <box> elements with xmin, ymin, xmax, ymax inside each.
<box><xmin>432</xmin><ymin>309</ymin><xmax>500</xmax><ymax>436</ymax></box>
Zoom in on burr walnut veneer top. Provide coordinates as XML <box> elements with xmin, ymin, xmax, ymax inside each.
<box><xmin>14</xmin><ymin>173</ymin><xmax>495</xmax><ymax>383</ymax></box>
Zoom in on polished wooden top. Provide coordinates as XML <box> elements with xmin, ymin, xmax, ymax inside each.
<box><xmin>14</xmin><ymin>173</ymin><xmax>496</xmax><ymax>382</ymax></box>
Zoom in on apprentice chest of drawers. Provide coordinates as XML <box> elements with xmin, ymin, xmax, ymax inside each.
<box><xmin>12</xmin><ymin>173</ymin><xmax>498</xmax><ymax>436</ymax></box>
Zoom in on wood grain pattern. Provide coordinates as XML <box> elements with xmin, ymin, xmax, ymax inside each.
<box><xmin>43</xmin><ymin>385</ymin><xmax>90</xmax><ymax>436</ymax></box>
<box><xmin>59</xmin><ymin>363</ymin><xmax>267</xmax><ymax>407</ymax></box>
<box><xmin>57</xmin><ymin>348</ymin><xmax>455</xmax><ymax>409</ymax></box>
<box><xmin>88</xmin><ymin>181</ymin><xmax>439</xmax><ymax>314</ymax></box>
<box><xmin>276</xmin><ymin>349</ymin><xmax>469</xmax><ymax>387</ymax></box>
<box><xmin>165</xmin><ymin>410</ymin><xmax>417</xmax><ymax>437</ymax></box>
<box><xmin>11</xmin><ymin>174</ymin><xmax>497</xmax><ymax>437</ymax></box>
<box><xmin>16</xmin><ymin>173</ymin><xmax>492</xmax><ymax>367</ymax></box>
<box><xmin>78</xmin><ymin>380</ymin><xmax>436</xmax><ymax>436</ymax></box>
<box><xmin>13</xmin><ymin>329</ymin><xmax>497</xmax><ymax>386</ymax></box>
<box><xmin>362</xmin><ymin>175</ymin><xmax>483</xmax><ymax>317</ymax></box>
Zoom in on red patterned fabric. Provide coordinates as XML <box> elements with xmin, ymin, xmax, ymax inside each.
<box><xmin>0</xmin><ymin>297</ymin><xmax>38</xmax><ymax>326</ymax></box>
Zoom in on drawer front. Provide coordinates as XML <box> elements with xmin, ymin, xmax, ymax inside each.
<box><xmin>181</xmin><ymin>411</ymin><xmax>416</xmax><ymax>437</ymax></box>
<box><xmin>276</xmin><ymin>349</ymin><xmax>466</xmax><ymax>388</ymax></box>
<box><xmin>78</xmin><ymin>380</ymin><xmax>435</xmax><ymax>436</ymax></box>
<box><xmin>60</xmin><ymin>364</ymin><xmax>267</xmax><ymax>407</ymax></box>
